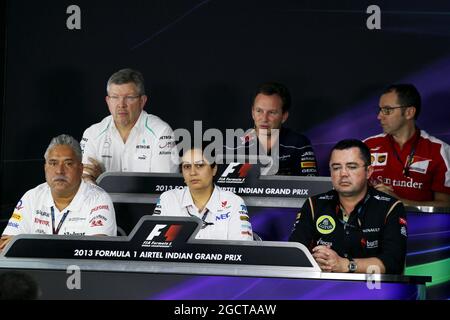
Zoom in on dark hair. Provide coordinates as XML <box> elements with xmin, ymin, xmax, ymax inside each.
<box><xmin>383</xmin><ymin>84</ymin><xmax>421</xmax><ymax>120</ymax></box>
<box><xmin>0</xmin><ymin>271</ymin><xmax>39</xmax><ymax>300</ymax></box>
<box><xmin>179</xmin><ymin>141</ymin><xmax>216</xmax><ymax>173</ymax></box>
<box><xmin>331</xmin><ymin>139</ymin><xmax>371</xmax><ymax>166</ymax></box>
<box><xmin>253</xmin><ymin>82</ymin><xmax>291</xmax><ymax>113</ymax></box>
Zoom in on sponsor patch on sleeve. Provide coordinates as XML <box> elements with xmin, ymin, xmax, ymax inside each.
<box><xmin>153</xmin><ymin>199</ymin><xmax>162</xmax><ymax>215</ymax></box>
<box><xmin>15</xmin><ymin>200</ymin><xmax>24</xmax><ymax>210</ymax></box>
<box><xmin>12</xmin><ymin>212</ymin><xmax>22</xmax><ymax>221</ymax></box>
<box><xmin>239</xmin><ymin>214</ymin><xmax>250</xmax><ymax>221</ymax></box>
<box><xmin>301</xmin><ymin>161</ymin><xmax>316</xmax><ymax>168</ymax></box>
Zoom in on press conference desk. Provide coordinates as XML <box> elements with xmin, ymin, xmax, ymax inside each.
<box><xmin>0</xmin><ymin>216</ymin><xmax>430</xmax><ymax>300</ymax></box>
<box><xmin>0</xmin><ymin>257</ymin><xmax>429</xmax><ymax>300</ymax></box>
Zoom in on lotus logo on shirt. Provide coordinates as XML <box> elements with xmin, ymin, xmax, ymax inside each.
<box><xmin>316</xmin><ymin>215</ymin><xmax>336</xmax><ymax>234</ymax></box>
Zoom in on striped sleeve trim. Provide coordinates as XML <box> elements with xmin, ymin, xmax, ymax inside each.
<box><xmin>384</xmin><ymin>200</ymin><xmax>402</xmax><ymax>224</ymax></box>
<box><xmin>309</xmin><ymin>197</ymin><xmax>315</xmax><ymax>220</ymax></box>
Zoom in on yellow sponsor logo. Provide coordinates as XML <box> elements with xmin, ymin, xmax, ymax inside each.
<box><xmin>316</xmin><ymin>215</ymin><xmax>336</xmax><ymax>235</ymax></box>
<box><xmin>301</xmin><ymin>161</ymin><xmax>316</xmax><ymax>168</ymax></box>
<box><xmin>240</xmin><ymin>215</ymin><xmax>249</xmax><ymax>221</ymax></box>
<box><xmin>12</xmin><ymin>212</ymin><xmax>22</xmax><ymax>221</ymax></box>
<box><xmin>296</xmin><ymin>212</ymin><xmax>302</xmax><ymax>220</ymax></box>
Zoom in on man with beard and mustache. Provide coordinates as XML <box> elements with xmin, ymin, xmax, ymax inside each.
<box><xmin>289</xmin><ymin>139</ymin><xmax>407</xmax><ymax>274</ymax></box>
<box><xmin>0</xmin><ymin>135</ymin><xmax>117</xmax><ymax>251</ymax></box>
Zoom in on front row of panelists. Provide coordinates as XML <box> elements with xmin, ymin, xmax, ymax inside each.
<box><xmin>289</xmin><ymin>139</ymin><xmax>407</xmax><ymax>274</ymax></box>
<box><xmin>0</xmin><ymin>135</ymin><xmax>407</xmax><ymax>274</ymax></box>
<box><xmin>153</xmin><ymin>146</ymin><xmax>254</xmax><ymax>241</ymax></box>
<box><xmin>365</xmin><ymin>84</ymin><xmax>450</xmax><ymax>207</ymax></box>
<box><xmin>80</xmin><ymin>68</ymin><xmax>178</xmax><ymax>184</ymax></box>
<box><xmin>0</xmin><ymin>134</ymin><xmax>407</xmax><ymax>274</ymax></box>
<box><xmin>0</xmin><ymin>135</ymin><xmax>117</xmax><ymax>251</ymax></box>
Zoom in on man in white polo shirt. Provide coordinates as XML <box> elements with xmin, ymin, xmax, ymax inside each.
<box><xmin>0</xmin><ymin>135</ymin><xmax>117</xmax><ymax>251</ymax></box>
<box><xmin>80</xmin><ymin>68</ymin><xmax>177</xmax><ymax>183</ymax></box>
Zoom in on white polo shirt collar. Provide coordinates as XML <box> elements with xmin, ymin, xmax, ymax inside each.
<box><xmin>180</xmin><ymin>185</ymin><xmax>221</xmax><ymax>216</ymax></box>
<box><xmin>44</xmin><ymin>180</ymin><xmax>86</xmax><ymax>213</ymax></box>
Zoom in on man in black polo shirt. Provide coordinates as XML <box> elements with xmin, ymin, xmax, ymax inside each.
<box><xmin>289</xmin><ymin>139</ymin><xmax>407</xmax><ymax>274</ymax></box>
<box><xmin>225</xmin><ymin>82</ymin><xmax>318</xmax><ymax>176</ymax></box>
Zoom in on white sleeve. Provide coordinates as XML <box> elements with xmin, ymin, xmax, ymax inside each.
<box><xmin>227</xmin><ymin>196</ymin><xmax>253</xmax><ymax>241</ymax></box>
<box><xmin>153</xmin><ymin>192</ymin><xmax>174</xmax><ymax>216</ymax></box>
<box><xmin>80</xmin><ymin>127</ymin><xmax>99</xmax><ymax>166</ymax></box>
<box><xmin>151</xmin><ymin>125</ymin><xmax>179</xmax><ymax>173</ymax></box>
<box><xmin>2</xmin><ymin>191</ymin><xmax>33</xmax><ymax>236</ymax></box>
<box><xmin>85</xmin><ymin>192</ymin><xmax>117</xmax><ymax>236</ymax></box>
<box><xmin>153</xmin><ymin>197</ymin><xmax>163</xmax><ymax>215</ymax></box>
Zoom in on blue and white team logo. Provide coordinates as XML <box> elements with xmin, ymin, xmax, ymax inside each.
<box><xmin>15</xmin><ymin>200</ymin><xmax>24</xmax><ymax>210</ymax></box>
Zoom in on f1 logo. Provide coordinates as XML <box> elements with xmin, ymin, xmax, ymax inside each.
<box><xmin>221</xmin><ymin>163</ymin><xmax>252</xmax><ymax>177</ymax></box>
<box><xmin>221</xmin><ymin>163</ymin><xmax>240</xmax><ymax>177</ymax></box>
<box><xmin>146</xmin><ymin>224</ymin><xmax>166</xmax><ymax>241</ymax></box>
<box><xmin>146</xmin><ymin>224</ymin><xmax>182</xmax><ymax>241</ymax></box>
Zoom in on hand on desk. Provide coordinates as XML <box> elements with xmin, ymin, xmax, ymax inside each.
<box><xmin>0</xmin><ymin>235</ymin><xmax>13</xmax><ymax>252</ymax></box>
<box><xmin>312</xmin><ymin>245</ymin><xmax>348</xmax><ymax>273</ymax></box>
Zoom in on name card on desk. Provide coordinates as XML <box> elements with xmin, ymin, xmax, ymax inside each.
<box><xmin>97</xmin><ymin>170</ymin><xmax>332</xmax><ymax>199</ymax></box>
<box><xmin>2</xmin><ymin>216</ymin><xmax>319</xmax><ymax>271</ymax></box>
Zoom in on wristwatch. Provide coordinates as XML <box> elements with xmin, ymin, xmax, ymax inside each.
<box><xmin>348</xmin><ymin>258</ymin><xmax>357</xmax><ymax>273</ymax></box>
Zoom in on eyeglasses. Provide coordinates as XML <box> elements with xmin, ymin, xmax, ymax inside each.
<box><xmin>330</xmin><ymin>163</ymin><xmax>367</xmax><ymax>174</ymax></box>
<box><xmin>108</xmin><ymin>95</ymin><xmax>141</xmax><ymax>103</ymax></box>
<box><xmin>377</xmin><ymin>106</ymin><xmax>409</xmax><ymax>115</ymax></box>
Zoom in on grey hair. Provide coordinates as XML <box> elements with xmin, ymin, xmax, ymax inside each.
<box><xmin>106</xmin><ymin>68</ymin><xmax>145</xmax><ymax>96</ymax></box>
<box><xmin>44</xmin><ymin>134</ymin><xmax>82</xmax><ymax>162</ymax></box>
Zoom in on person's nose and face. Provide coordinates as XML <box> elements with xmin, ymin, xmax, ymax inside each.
<box><xmin>181</xmin><ymin>149</ymin><xmax>217</xmax><ymax>192</ymax></box>
<box><xmin>106</xmin><ymin>82</ymin><xmax>147</xmax><ymax>129</ymax></box>
<box><xmin>377</xmin><ymin>91</ymin><xmax>409</xmax><ymax>135</ymax></box>
<box><xmin>329</xmin><ymin>147</ymin><xmax>373</xmax><ymax>197</ymax></box>
<box><xmin>252</xmin><ymin>93</ymin><xmax>288</xmax><ymax>136</ymax></box>
<box><xmin>45</xmin><ymin>145</ymin><xmax>83</xmax><ymax>197</ymax></box>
